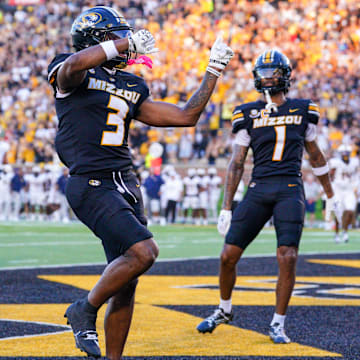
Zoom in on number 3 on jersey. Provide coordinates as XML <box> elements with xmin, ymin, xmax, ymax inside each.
<box><xmin>101</xmin><ymin>95</ymin><xmax>129</xmax><ymax>146</ymax></box>
<box><xmin>272</xmin><ymin>126</ymin><xmax>286</xmax><ymax>161</ymax></box>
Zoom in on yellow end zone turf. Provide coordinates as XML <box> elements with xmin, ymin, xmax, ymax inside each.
<box><xmin>3</xmin><ymin>270</ymin><xmax>360</xmax><ymax>357</ymax></box>
<box><xmin>308</xmin><ymin>259</ymin><xmax>360</xmax><ymax>269</ymax></box>
<box><xmin>0</xmin><ymin>303</ymin><xmax>341</xmax><ymax>357</ymax></box>
<box><xmin>39</xmin><ymin>274</ymin><xmax>360</xmax><ymax>306</ymax></box>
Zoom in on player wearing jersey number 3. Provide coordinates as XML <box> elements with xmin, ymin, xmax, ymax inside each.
<box><xmin>197</xmin><ymin>50</ymin><xmax>342</xmax><ymax>343</ymax></box>
<box><xmin>47</xmin><ymin>6</ymin><xmax>233</xmax><ymax>359</ymax></box>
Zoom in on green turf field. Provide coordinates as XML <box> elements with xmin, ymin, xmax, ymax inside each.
<box><xmin>0</xmin><ymin>222</ymin><xmax>359</xmax><ymax>268</ymax></box>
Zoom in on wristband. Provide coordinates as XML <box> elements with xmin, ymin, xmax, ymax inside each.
<box><xmin>100</xmin><ymin>40</ymin><xmax>120</xmax><ymax>60</ymax></box>
<box><xmin>312</xmin><ymin>163</ymin><xmax>329</xmax><ymax>176</ymax></box>
<box><xmin>206</xmin><ymin>66</ymin><xmax>221</xmax><ymax>77</ymax></box>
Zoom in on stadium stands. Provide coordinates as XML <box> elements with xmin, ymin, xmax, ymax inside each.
<box><xmin>0</xmin><ymin>0</ymin><xmax>359</xmax><ymax>167</ymax></box>
<box><xmin>0</xmin><ymin>0</ymin><xmax>359</xmax><ymax>224</ymax></box>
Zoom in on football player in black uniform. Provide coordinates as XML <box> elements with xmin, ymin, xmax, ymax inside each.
<box><xmin>197</xmin><ymin>50</ymin><xmax>342</xmax><ymax>343</ymax></box>
<box><xmin>47</xmin><ymin>6</ymin><xmax>233</xmax><ymax>359</ymax></box>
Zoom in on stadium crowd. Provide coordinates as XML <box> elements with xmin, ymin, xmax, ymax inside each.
<box><xmin>0</xmin><ymin>0</ymin><xmax>360</xmax><ymax>228</ymax></box>
<box><xmin>0</xmin><ymin>0</ymin><xmax>359</xmax><ymax>167</ymax></box>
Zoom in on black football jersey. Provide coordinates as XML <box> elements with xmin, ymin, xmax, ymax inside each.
<box><xmin>47</xmin><ymin>53</ymin><xmax>150</xmax><ymax>175</ymax></box>
<box><xmin>231</xmin><ymin>98</ymin><xmax>319</xmax><ymax>179</ymax></box>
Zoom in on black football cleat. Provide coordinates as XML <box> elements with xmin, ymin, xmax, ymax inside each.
<box><xmin>64</xmin><ymin>300</ymin><xmax>101</xmax><ymax>358</ymax></box>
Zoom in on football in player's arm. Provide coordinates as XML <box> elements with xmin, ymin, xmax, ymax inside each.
<box><xmin>47</xmin><ymin>6</ymin><xmax>233</xmax><ymax>360</ymax></box>
<box><xmin>197</xmin><ymin>50</ymin><xmax>342</xmax><ymax>344</ymax></box>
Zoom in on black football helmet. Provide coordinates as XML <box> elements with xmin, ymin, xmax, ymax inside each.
<box><xmin>71</xmin><ymin>6</ymin><xmax>134</xmax><ymax>69</ymax></box>
<box><xmin>253</xmin><ymin>50</ymin><xmax>292</xmax><ymax>95</ymax></box>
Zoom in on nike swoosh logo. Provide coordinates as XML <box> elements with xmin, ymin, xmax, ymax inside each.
<box><xmin>289</xmin><ymin>108</ymin><xmax>299</xmax><ymax>113</ymax></box>
<box><xmin>288</xmin><ymin>184</ymin><xmax>297</xmax><ymax>187</ymax></box>
<box><xmin>127</xmin><ymin>83</ymin><xmax>138</xmax><ymax>87</ymax></box>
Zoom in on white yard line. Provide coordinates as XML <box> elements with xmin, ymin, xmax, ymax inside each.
<box><xmin>2</xmin><ymin>234</ymin><xmax>358</xmax><ymax>247</ymax></box>
<box><xmin>0</xmin><ymin>241</ymin><xmax>100</xmax><ymax>247</ymax></box>
<box><xmin>0</xmin><ymin>232</ymin><xmax>91</xmax><ymax>237</ymax></box>
<box><xmin>1</xmin><ymin>251</ymin><xmax>360</xmax><ymax>271</ymax></box>
<box><xmin>8</xmin><ymin>259</ymin><xmax>39</xmax><ymax>264</ymax></box>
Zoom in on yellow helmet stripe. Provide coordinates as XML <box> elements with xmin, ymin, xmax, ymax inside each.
<box><xmin>263</xmin><ymin>50</ymin><xmax>273</xmax><ymax>64</ymax></box>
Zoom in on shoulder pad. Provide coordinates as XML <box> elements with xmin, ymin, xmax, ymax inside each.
<box><xmin>231</xmin><ymin>106</ymin><xmax>246</xmax><ymax>133</ymax></box>
<box><xmin>307</xmin><ymin>100</ymin><xmax>320</xmax><ymax>125</ymax></box>
<box><xmin>231</xmin><ymin>102</ymin><xmax>261</xmax><ymax>133</ymax></box>
<box><xmin>47</xmin><ymin>53</ymin><xmax>72</xmax><ymax>85</ymax></box>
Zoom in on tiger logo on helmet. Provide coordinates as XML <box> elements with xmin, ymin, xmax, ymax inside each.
<box><xmin>71</xmin><ymin>6</ymin><xmax>135</xmax><ymax>69</ymax></box>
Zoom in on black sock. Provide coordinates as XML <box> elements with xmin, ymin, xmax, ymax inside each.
<box><xmin>82</xmin><ymin>298</ymin><xmax>99</xmax><ymax>314</ymax></box>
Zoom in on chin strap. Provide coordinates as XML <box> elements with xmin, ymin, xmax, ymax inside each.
<box><xmin>264</xmin><ymin>90</ymin><xmax>278</xmax><ymax>113</ymax></box>
<box><xmin>127</xmin><ymin>55</ymin><xmax>153</xmax><ymax>69</ymax></box>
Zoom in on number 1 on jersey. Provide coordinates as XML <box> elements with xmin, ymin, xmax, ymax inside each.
<box><xmin>272</xmin><ymin>126</ymin><xmax>286</xmax><ymax>161</ymax></box>
<box><xmin>101</xmin><ymin>95</ymin><xmax>129</xmax><ymax>146</ymax></box>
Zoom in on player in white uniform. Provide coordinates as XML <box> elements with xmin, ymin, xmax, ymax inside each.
<box><xmin>196</xmin><ymin>168</ymin><xmax>209</xmax><ymax>225</ymax></box>
<box><xmin>43</xmin><ymin>165</ymin><xmax>62</xmax><ymax>221</ymax></box>
<box><xmin>162</xmin><ymin>169</ymin><xmax>183</xmax><ymax>224</ymax></box>
<box><xmin>24</xmin><ymin>166</ymin><xmax>47</xmax><ymax>221</ymax></box>
<box><xmin>140</xmin><ymin>170</ymin><xmax>150</xmax><ymax>219</ymax></box>
<box><xmin>330</xmin><ymin>145</ymin><xmax>359</xmax><ymax>242</ymax></box>
<box><xmin>207</xmin><ymin>167</ymin><xmax>222</xmax><ymax>222</ymax></box>
<box><xmin>0</xmin><ymin>165</ymin><xmax>13</xmax><ymax>221</ymax></box>
<box><xmin>159</xmin><ymin>165</ymin><xmax>176</xmax><ymax>225</ymax></box>
<box><xmin>183</xmin><ymin>168</ymin><xmax>200</xmax><ymax>224</ymax></box>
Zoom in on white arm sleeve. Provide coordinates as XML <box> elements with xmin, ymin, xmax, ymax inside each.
<box><xmin>234</xmin><ymin>129</ymin><xmax>251</xmax><ymax>146</ymax></box>
<box><xmin>305</xmin><ymin>123</ymin><xmax>317</xmax><ymax>142</ymax></box>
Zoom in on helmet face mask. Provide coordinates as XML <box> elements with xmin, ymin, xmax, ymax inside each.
<box><xmin>338</xmin><ymin>144</ymin><xmax>351</xmax><ymax>163</ymax></box>
<box><xmin>71</xmin><ymin>6</ymin><xmax>135</xmax><ymax>70</ymax></box>
<box><xmin>103</xmin><ymin>30</ymin><xmax>135</xmax><ymax>69</ymax></box>
<box><xmin>253</xmin><ymin>50</ymin><xmax>292</xmax><ymax>95</ymax></box>
<box><xmin>341</xmin><ymin>152</ymin><xmax>350</xmax><ymax>163</ymax></box>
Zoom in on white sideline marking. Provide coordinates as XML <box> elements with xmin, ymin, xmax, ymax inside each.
<box><xmin>0</xmin><ymin>241</ymin><xmax>99</xmax><ymax>247</ymax></box>
<box><xmin>0</xmin><ymin>262</ymin><xmax>107</xmax><ymax>271</ymax></box>
<box><xmin>0</xmin><ymin>232</ymin><xmax>91</xmax><ymax>237</ymax></box>
<box><xmin>1</xmin><ymin>234</ymin><xmax>359</xmax><ymax>247</ymax></box>
<box><xmin>1</xmin><ymin>251</ymin><xmax>360</xmax><ymax>271</ymax></box>
<box><xmin>8</xmin><ymin>259</ymin><xmax>39</xmax><ymax>264</ymax></box>
<box><xmin>0</xmin><ymin>230</ymin><xmax>337</xmax><ymax>237</ymax></box>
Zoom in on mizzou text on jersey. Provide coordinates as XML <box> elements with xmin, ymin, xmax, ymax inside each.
<box><xmin>48</xmin><ymin>53</ymin><xmax>150</xmax><ymax>175</ymax></box>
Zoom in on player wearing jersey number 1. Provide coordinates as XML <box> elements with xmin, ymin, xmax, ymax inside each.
<box><xmin>47</xmin><ymin>6</ymin><xmax>233</xmax><ymax>359</ymax></box>
<box><xmin>196</xmin><ymin>50</ymin><xmax>342</xmax><ymax>344</ymax></box>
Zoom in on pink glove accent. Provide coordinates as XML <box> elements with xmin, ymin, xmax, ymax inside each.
<box><xmin>127</xmin><ymin>55</ymin><xmax>153</xmax><ymax>69</ymax></box>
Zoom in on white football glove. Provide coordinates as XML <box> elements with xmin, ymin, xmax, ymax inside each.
<box><xmin>128</xmin><ymin>29</ymin><xmax>158</xmax><ymax>55</ymax></box>
<box><xmin>217</xmin><ymin>209</ymin><xmax>232</xmax><ymax>237</ymax></box>
<box><xmin>208</xmin><ymin>35</ymin><xmax>234</xmax><ymax>71</ymax></box>
<box><xmin>325</xmin><ymin>194</ymin><xmax>343</xmax><ymax>225</ymax></box>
